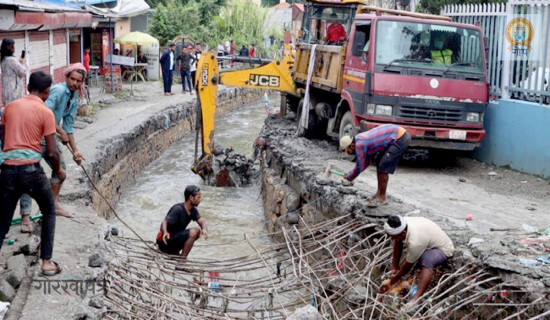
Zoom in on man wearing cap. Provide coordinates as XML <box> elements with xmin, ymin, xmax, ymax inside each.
<box><xmin>44</xmin><ymin>63</ymin><xmax>87</xmax><ymax>218</ymax></box>
<box><xmin>156</xmin><ymin>185</ymin><xmax>208</xmax><ymax>271</ymax></box>
<box><xmin>384</xmin><ymin>214</ymin><xmax>454</xmax><ymax>308</ymax></box>
<box><xmin>160</xmin><ymin>43</ymin><xmax>176</xmax><ymax>95</ymax></box>
<box><xmin>340</xmin><ymin>124</ymin><xmax>410</xmax><ymax>207</ymax></box>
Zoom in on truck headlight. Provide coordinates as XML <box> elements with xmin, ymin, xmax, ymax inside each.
<box><xmin>467</xmin><ymin>112</ymin><xmax>481</xmax><ymax>122</ymax></box>
<box><xmin>367</xmin><ymin>104</ymin><xmax>375</xmax><ymax>115</ymax></box>
<box><xmin>376</xmin><ymin>105</ymin><xmax>393</xmax><ymax>116</ymax></box>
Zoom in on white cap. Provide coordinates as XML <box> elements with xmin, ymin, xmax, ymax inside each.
<box><xmin>339</xmin><ymin>135</ymin><xmax>353</xmax><ymax>150</ymax></box>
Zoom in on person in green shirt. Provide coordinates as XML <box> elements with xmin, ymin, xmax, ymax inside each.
<box><xmin>430</xmin><ymin>33</ymin><xmax>453</xmax><ymax>65</ymax></box>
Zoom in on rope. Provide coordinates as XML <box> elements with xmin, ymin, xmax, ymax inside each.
<box><xmin>64</xmin><ymin>144</ymin><xmax>154</xmax><ymax>250</ymax></box>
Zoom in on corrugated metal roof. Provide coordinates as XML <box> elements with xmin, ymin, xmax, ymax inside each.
<box><xmin>0</xmin><ymin>0</ymin><xmax>85</xmax><ymax>12</ymax></box>
<box><xmin>85</xmin><ymin>0</ymin><xmax>117</xmax><ymax>5</ymax></box>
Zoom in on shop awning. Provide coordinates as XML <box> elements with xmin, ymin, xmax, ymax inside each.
<box><xmin>85</xmin><ymin>0</ymin><xmax>149</xmax><ymax>18</ymax></box>
<box><xmin>0</xmin><ymin>8</ymin><xmax>92</xmax><ymax>31</ymax></box>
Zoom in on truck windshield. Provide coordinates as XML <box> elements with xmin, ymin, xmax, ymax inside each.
<box><xmin>375</xmin><ymin>20</ymin><xmax>484</xmax><ymax>74</ymax></box>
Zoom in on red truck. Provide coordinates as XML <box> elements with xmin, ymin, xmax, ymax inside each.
<box><xmin>288</xmin><ymin>1</ymin><xmax>488</xmax><ymax>151</ymax></box>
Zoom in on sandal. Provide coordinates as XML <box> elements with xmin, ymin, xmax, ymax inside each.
<box><xmin>367</xmin><ymin>198</ymin><xmax>389</xmax><ymax>208</ymax></box>
<box><xmin>41</xmin><ymin>261</ymin><xmax>62</xmax><ymax>276</ymax></box>
<box><xmin>21</xmin><ymin>222</ymin><xmax>34</xmax><ymax>233</ymax></box>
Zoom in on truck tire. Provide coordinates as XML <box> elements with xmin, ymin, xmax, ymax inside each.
<box><xmin>339</xmin><ymin>111</ymin><xmax>357</xmax><ymax>141</ymax></box>
<box><xmin>296</xmin><ymin>99</ymin><xmax>318</xmax><ymax>138</ymax></box>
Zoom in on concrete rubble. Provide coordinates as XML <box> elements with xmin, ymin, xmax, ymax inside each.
<box><xmin>258</xmin><ymin>113</ymin><xmax>550</xmax><ymax>311</ymax></box>
<box><xmin>286</xmin><ymin>305</ymin><xmax>323</xmax><ymax>320</ymax></box>
<box><xmin>202</xmin><ymin>144</ymin><xmax>259</xmax><ymax>187</ymax></box>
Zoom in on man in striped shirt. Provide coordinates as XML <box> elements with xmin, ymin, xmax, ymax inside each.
<box><xmin>340</xmin><ymin>124</ymin><xmax>411</xmax><ymax>207</ymax></box>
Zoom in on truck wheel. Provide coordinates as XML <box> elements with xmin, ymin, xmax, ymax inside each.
<box><xmin>296</xmin><ymin>100</ymin><xmax>318</xmax><ymax>138</ymax></box>
<box><xmin>286</xmin><ymin>95</ymin><xmax>301</xmax><ymax>114</ymax></box>
<box><xmin>339</xmin><ymin>111</ymin><xmax>357</xmax><ymax>140</ymax></box>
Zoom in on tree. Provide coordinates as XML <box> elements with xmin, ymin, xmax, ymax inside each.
<box><xmin>149</xmin><ymin>0</ymin><xmax>227</xmax><ymax>45</ymax></box>
<box><xmin>149</xmin><ymin>0</ymin><xmax>275</xmax><ymax>57</ymax></box>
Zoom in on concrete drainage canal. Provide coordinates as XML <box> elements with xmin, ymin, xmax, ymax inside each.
<box><xmin>97</xmin><ymin>98</ymin><xmax>547</xmax><ymax>319</ymax></box>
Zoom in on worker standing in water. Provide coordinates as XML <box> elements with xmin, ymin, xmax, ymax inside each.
<box><xmin>156</xmin><ymin>185</ymin><xmax>208</xmax><ymax>271</ymax></box>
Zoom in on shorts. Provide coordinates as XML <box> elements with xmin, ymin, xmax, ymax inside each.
<box><xmin>157</xmin><ymin>229</ymin><xmax>191</xmax><ymax>255</ymax></box>
<box><xmin>41</xmin><ymin>138</ymin><xmax>66</xmax><ymax>183</ymax></box>
<box><xmin>419</xmin><ymin>248</ymin><xmax>448</xmax><ymax>271</ymax></box>
<box><xmin>376</xmin><ymin>131</ymin><xmax>411</xmax><ymax>174</ymax></box>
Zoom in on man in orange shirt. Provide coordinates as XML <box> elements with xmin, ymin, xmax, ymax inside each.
<box><xmin>0</xmin><ymin>71</ymin><xmax>65</xmax><ymax>276</ymax></box>
<box><xmin>325</xmin><ymin>13</ymin><xmax>347</xmax><ymax>45</ymax></box>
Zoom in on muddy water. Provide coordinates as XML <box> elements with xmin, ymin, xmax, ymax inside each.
<box><xmin>114</xmin><ymin>99</ymin><xmax>275</xmax><ymax>260</ymax></box>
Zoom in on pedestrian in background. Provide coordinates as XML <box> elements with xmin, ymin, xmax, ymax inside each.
<box><xmin>177</xmin><ymin>46</ymin><xmax>195</xmax><ymax>95</ymax></box>
<box><xmin>239</xmin><ymin>44</ymin><xmax>249</xmax><ymax>57</ymax></box>
<box><xmin>190</xmin><ymin>46</ymin><xmax>197</xmax><ymax>88</ymax></box>
<box><xmin>249</xmin><ymin>44</ymin><xmax>256</xmax><ymax>58</ymax></box>
<box><xmin>0</xmin><ymin>38</ymin><xmax>34</xmax><ymax>233</ymax></box>
<box><xmin>137</xmin><ymin>49</ymin><xmax>148</xmax><ymax>81</ymax></box>
<box><xmin>159</xmin><ymin>43</ymin><xmax>176</xmax><ymax>95</ymax></box>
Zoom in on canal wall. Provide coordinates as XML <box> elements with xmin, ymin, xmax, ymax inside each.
<box><xmin>89</xmin><ymin>88</ymin><xmax>265</xmax><ymax>218</ymax></box>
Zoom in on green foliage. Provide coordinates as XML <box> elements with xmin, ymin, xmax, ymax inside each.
<box><xmin>210</xmin><ymin>0</ymin><xmax>268</xmax><ymax>50</ymax></box>
<box><xmin>417</xmin><ymin>0</ymin><xmax>505</xmax><ymax>14</ymax></box>
<box><xmin>149</xmin><ymin>0</ymin><xmax>275</xmax><ymax>57</ymax></box>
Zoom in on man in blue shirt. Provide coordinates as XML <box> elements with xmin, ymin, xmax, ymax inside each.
<box><xmin>43</xmin><ymin>63</ymin><xmax>86</xmax><ymax>218</ymax></box>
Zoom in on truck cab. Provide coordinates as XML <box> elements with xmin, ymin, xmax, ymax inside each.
<box><xmin>292</xmin><ymin>1</ymin><xmax>488</xmax><ymax>151</ymax></box>
<box><xmin>340</xmin><ymin>12</ymin><xmax>488</xmax><ymax>151</ymax></box>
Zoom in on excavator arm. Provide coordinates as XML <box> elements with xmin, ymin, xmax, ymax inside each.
<box><xmin>191</xmin><ymin>51</ymin><xmax>297</xmax><ymax>178</ymax></box>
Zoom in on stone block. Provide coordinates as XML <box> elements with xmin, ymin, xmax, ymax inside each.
<box><xmin>88</xmin><ymin>254</ymin><xmax>103</xmax><ymax>268</ymax></box>
<box><xmin>6</xmin><ymin>254</ymin><xmax>26</xmax><ymax>271</ymax></box>
<box><xmin>6</xmin><ymin>268</ymin><xmax>26</xmax><ymax>289</ymax></box>
<box><xmin>286</xmin><ymin>305</ymin><xmax>322</xmax><ymax>320</ymax></box>
<box><xmin>0</xmin><ymin>280</ymin><xmax>15</xmax><ymax>302</ymax></box>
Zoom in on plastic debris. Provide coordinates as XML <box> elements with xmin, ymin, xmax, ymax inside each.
<box><xmin>487</xmin><ymin>171</ymin><xmax>498</xmax><ymax>176</ymax></box>
<box><xmin>468</xmin><ymin>238</ymin><xmax>484</xmax><ymax>245</ymax></box>
<box><xmin>537</xmin><ymin>254</ymin><xmax>550</xmax><ymax>264</ymax></box>
<box><xmin>519</xmin><ymin>258</ymin><xmax>538</xmax><ymax>267</ymax></box>
<box><xmin>522</xmin><ymin>223</ymin><xmax>539</xmax><ymax>233</ymax></box>
<box><xmin>0</xmin><ymin>302</ymin><xmax>10</xmax><ymax>319</ymax></box>
<box><xmin>409</xmin><ymin>284</ymin><xmax>418</xmax><ymax>297</ymax></box>
<box><xmin>466</xmin><ymin>215</ymin><xmax>473</xmax><ymax>221</ymax></box>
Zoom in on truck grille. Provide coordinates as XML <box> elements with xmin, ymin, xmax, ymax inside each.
<box><xmin>399</xmin><ymin>105</ymin><xmax>463</xmax><ymax>123</ymax></box>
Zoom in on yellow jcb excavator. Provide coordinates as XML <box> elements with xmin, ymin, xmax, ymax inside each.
<box><xmin>191</xmin><ymin>51</ymin><xmax>297</xmax><ymax>180</ymax></box>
